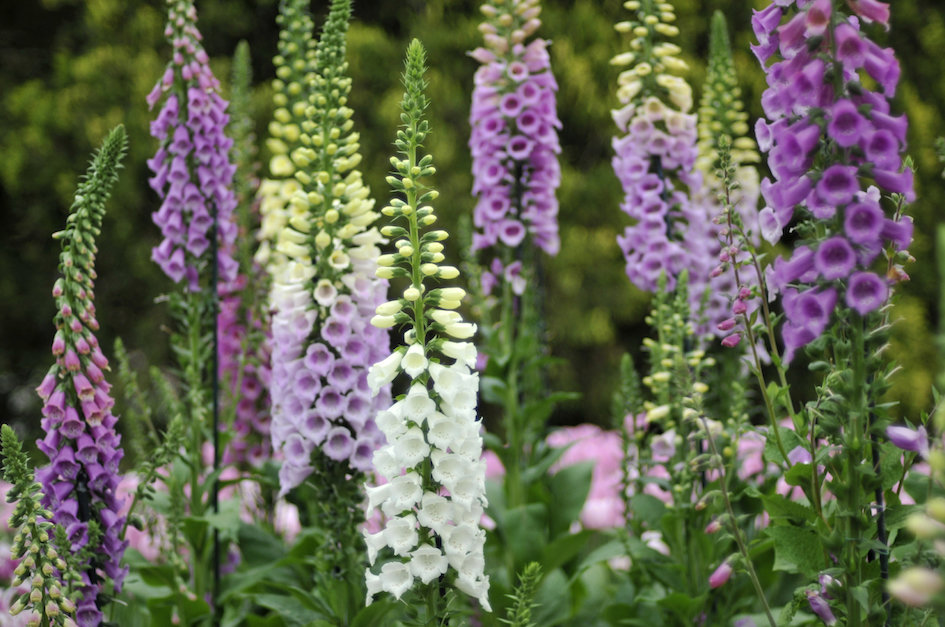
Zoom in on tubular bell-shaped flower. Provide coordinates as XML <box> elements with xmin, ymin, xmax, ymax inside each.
<box><xmin>610</xmin><ymin>0</ymin><xmax>716</xmax><ymax>323</ymax></box>
<box><xmin>695</xmin><ymin>12</ymin><xmax>763</xmax><ymax>343</ymax></box>
<box><xmin>364</xmin><ymin>40</ymin><xmax>490</xmax><ymax>612</ymax></box>
<box><xmin>752</xmin><ymin>0</ymin><xmax>913</xmax><ymax>361</ymax></box>
<box><xmin>34</xmin><ymin>126</ymin><xmax>129</xmax><ymax>627</ymax></box>
<box><xmin>267</xmin><ymin>0</ymin><xmax>391</xmax><ymax>494</ymax></box>
<box><xmin>147</xmin><ymin>0</ymin><xmax>238</xmax><ymax>291</ymax></box>
<box><xmin>468</xmin><ymin>0</ymin><xmax>561</xmax><ymax>281</ymax></box>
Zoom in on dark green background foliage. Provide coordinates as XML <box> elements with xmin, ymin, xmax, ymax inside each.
<box><xmin>1</xmin><ymin>0</ymin><xmax>942</xmax><ymax>439</ymax></box>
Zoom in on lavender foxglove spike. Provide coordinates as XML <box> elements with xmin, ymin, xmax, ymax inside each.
<box><xmin>469</xmin><ymin>0</ymin><xmax>561</xmax><ymax>285</ymax></box>
<box><xmin>147</xmin><ymin>0</ymin><xmax>238</xmax><ymax>291</ymax></box>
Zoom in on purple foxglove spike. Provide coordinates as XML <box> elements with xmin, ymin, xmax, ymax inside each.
<box><xmin>754</xmin><ymin>0</ymin><xmax>913</xmax><ymax>357</ymax></box>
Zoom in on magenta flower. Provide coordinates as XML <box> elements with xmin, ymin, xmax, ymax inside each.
<box><xmin>844</xmin><ymin>271</ymin><xmax>888</xmax><ymax>315</ymax></box>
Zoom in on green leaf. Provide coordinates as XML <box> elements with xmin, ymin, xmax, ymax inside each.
<box><xmin>350</xmin><ymin>598</ymin><xmax>397</xmax><ymax>627</ymax></box>
<box><xmin>628</xmin><ymin>494</ymin><xmax>667</xmax><ymax>527</ymax></box>
<box><xmin>237</xmin><ymin>522</ymin><xmax>287</xmax><ymax>567</ymax></box>
<box><xmin>783</xmin><ymin>462</ymin><xmax>813</xmax><ymax>488</ymax></box>
<box><xmin>481</xmin><ymin>375</ymin><xmax>508</xmax><ymax>404</ymax></box>
<box><xmin>762</xmin><ymin>427</ymin><xmax>806</xmax><ymax>465</ymax></box>
<box><xmin>253</xmin><ymin>593</ymin><xmax>326</xmax><ymax>626</ymax></box>
<box><xmin>541</xmin><ymin>529</ymin><xmax>593</xmax><ymax>573</ymax></box>
<box><xmin>884</xmin><ymin>504</ymin><xmax>922</xmax><ymax>531</ymax></box>
<box><xmin>532</xmin><ymin>568</ymin><xmax>573</xmax><ymax>626</ymax></box>
<box><xmin>761</xmin><ymin>494</ymin><xmax>816</xmax><ymax>523</ymax></box>
<box><xmin>181</xmin><ymin>515</ymin><xmax>210</xmax><ymax>552</ymax></box>
<box><xmin>204</xmin><ymin>499</ymin><xmax>242</xmax><ymax>542</ymax></box>
<box><xmin>520</xmin><ymin>446</ymin><xmax>570</xmax><ymax>485</ymax></box>
<box><xmin>574</xmin><ymin>538</ymin><xmax>626</xmax><ymax>575</ymax></box>
<box><xmin>547</xmin><ymin>461</ymin><xmax>594</xmax><ymax>535</ymax></box>
<box><xmin>764</xmin><ymin>525</ymin><xmax>827</xmax><ymax>577</ymax></box>
<box><xmin>504</xmin><ymin>503</ymin><xmax>549</xmax><ymax>565</ymax></box>
<box><xmin>657</xmin><ymin>592</ymin><xmax>704</xmax><ymax>622</ymax></box>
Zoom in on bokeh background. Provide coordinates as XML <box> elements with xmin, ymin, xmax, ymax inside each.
<box><xmin>1</xmin><ymin>0</ymin><xmax>943</xmax><ymax>445</ymax></box>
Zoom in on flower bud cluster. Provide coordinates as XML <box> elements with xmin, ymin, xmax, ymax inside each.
<box><xmin>752</xmin><ymin>0</ymin><xmax>913</xmax><ymax>361</ymax></box>
<box><xmin>147</xmin><ymin>0</ymin><xmax>239</xmax><ymax>290</ymax></box>
<box><xmin>611</xmin><ymin>0</ymin><xmax>717</xmax><ymax>325</ymax></box>
<box><xmin>468</xmin><ymin>0</ymin><xmax>561</xmax><ymax>263</ymax></box>
<box><xmin>33</xmin><ymin>129</ymin><xmax>128</xmax><ymax>626</ymax></box>
<box><xmin>267</xmin><ymin>0</ymin><xmax>392</xmax><ymax>495</ymax></box>
<box><xmin>255</xmin><ymin>0</ymin><xmax>319</xmax><ymax>274</ymax></box>
<box><xmin>2</xmin><ymin>426</ymin><xmax>77</xmax><ymax>627</ymax></box>
<box><xmin>364</xmin><ymin>40</ymin><xmax>490</xmax><ymax>611</ymax></box>
<box><xmin>694</xmin><ymin>13</ymin><xmax>763</xmax><ymax>342</ymax></box>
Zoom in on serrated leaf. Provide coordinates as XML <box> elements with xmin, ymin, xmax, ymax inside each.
<box><xmin>765</xmin><ymin>525</ymin><xmax>827</xmax><ymax>577</ymax></box>
<box><xmin>761</xmin><ymin>493</ymin><xmax>816</xmax><ymax>522</ymax></box>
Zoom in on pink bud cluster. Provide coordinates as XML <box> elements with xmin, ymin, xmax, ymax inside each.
<box><xmin>752</xmin><ymin>0</ymin><xmax>913</xmax><ymax>361</ymax></box>
<box><xmin>468</xmin><ymin>0</ymin><xmax>561</xmax><ymax>271</ymax></box>
<box><xmin>146</xmin><ymin>0</ymin><xmax>238</xmax><ymax>291</ymax></box>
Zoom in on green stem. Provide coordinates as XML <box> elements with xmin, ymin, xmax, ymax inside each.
<box><xmin>701</xmin><ymin>414</ymin><xmax>777</xmax><ymax>627</ymax></box>
<box><xmin>844</xmin><ymin>319</ymin><xmax>867</xmax><ymax>627</ymax></box>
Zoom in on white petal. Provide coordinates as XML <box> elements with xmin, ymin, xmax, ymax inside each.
<box><xmin>409</xmin><ymin>544</ymin><xmax>449</xmax><ymax>584</ymax></box>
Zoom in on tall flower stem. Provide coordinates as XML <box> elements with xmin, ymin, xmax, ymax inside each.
<box><xmin>698</xmin><ymin>411</ymin><xmax>777</xmax><ymax>627</ymax></box>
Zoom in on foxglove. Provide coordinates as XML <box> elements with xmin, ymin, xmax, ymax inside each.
<box><xmin>146</xmin><ymin>0</ymin><xmax>238</xmax><ymax>291</ymax></box>
<box><xmin>219</xmin><ymin>41</ymin><xmax>272</xmax><ymax>466</ymax></box>
<box><xmin>34</xmin><ymin>126</ymin><xmax>128</xmax><ymax>627</ymax></box>
<box><xmin>266</xmin><ymin>0</ymin><xmax>391</xmax><ymax>494</ymax></box>
<box><xmin>364</xmin><ymin>40</ymin><xmax>490</xmax><ymax>612</ymax></box>
<box><xmin>468</xmin><ymin>0</ymin><xmax>561</xmax><ymax>282</ymax></box>
<box><xmin>753</xmin><ymin>0</ymin><xmax>913</xmax><ymax>361</ymax></box>
<box><xmin>610</xmin><ymin>0</ymin><xmax>716</xmax><ymax>327</ymax></box>
<box><xmin>695</xmin><ymin>12</ymin><xmax>763</xmax><ymax>342</ymax></box>
<box><xmin>2</xmin><ymin>426</ymin><xmax>77</xmax><ymax>626</ymax></box>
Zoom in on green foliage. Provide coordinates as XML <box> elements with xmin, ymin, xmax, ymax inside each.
<box><xmin>502</xmin><ymin>562</ymin><xmax>542</xmax><ymax>627</ymax></box>
<box><xmin>1</xmin><ymin>424</ymin><xmax>77</xmax><ymax>625</ymax></box>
